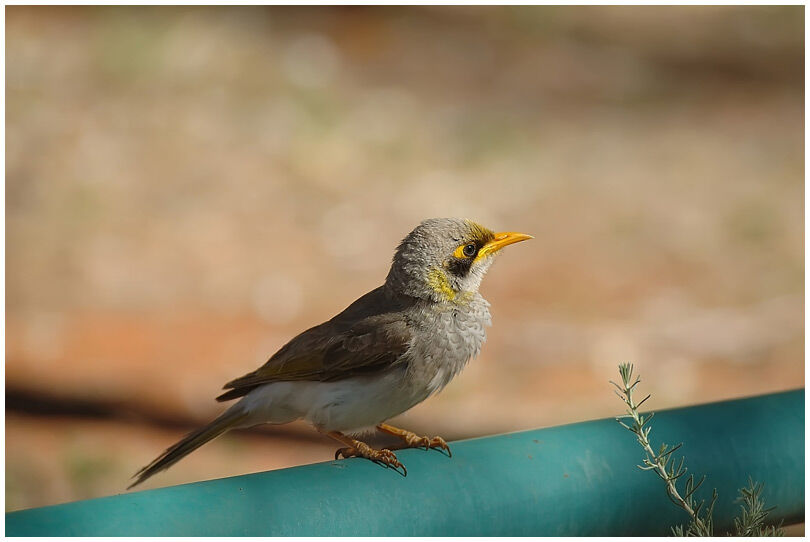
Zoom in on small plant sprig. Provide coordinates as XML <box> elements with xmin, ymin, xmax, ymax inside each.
<box><xmin>733</xmin><ymin>478</ymin><xmax>784</xmax><ymax>537</ymax></box>
<box><xmin>611</xmin><ymin>363</ymin><xmax>715</xmax><ymax>536</ymax></box>
<box><xmin>611</xmin><ymin>363</ymin><xmax>784</xmax><ymax>537</ymax></box>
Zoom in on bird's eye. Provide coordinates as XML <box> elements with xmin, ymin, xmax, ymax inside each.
<box><xmin>462</xmin><ymin>243</ymin><xmax>477</xmax><ymax>258</ymax></box>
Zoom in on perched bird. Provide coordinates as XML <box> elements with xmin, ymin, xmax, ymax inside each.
<box><xmin>130</xmin><ymin>218</ymin><xmax>532</xmax><ymax>488</ymax></box>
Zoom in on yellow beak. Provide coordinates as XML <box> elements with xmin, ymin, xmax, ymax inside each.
<box><xmin>478</xmin><ymin>231</ymin><xmax>534</xmax><ymax>258</ymax></box>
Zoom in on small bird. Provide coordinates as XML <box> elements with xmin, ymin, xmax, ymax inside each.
<box><xmin>130</xmin><ymin>218</ymin><xmax>532</xmax><ymax>488</ymax></box>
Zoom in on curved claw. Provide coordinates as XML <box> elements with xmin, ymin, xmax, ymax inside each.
<box><xmin>335</xmin><ymin>447</ymin><xmax>353</xmax><ymax>460</ymax></box>
<box><xmin>430</xmin><ymin>436</ymin><xmax>452</xmax><ymax>457</ymax></box>
<box><xmin>377</xmin><ymin>448</ymin><xmax>407</xmax><ymax>476</ymax></box>
<box><xmin>394</xmin><ymin>462</ymin><xmax>407</xmax><ymax>476</ymax></box>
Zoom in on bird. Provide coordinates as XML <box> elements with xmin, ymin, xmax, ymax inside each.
<box><xmin>129</xmin><ymin>217</ymin><xmax>532</xmax><ymax>488</ymax></box>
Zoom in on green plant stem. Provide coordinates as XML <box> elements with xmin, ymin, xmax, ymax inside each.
<box><xmin>613</xmin><ymin>364</ymin><xmax>710</xmax><ymax>534</ymax></box>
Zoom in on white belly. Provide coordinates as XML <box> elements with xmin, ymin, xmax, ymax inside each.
<box><xmin>238</xmin><ymin>367</ymin><xmax>422</xmax><ymax>434</ymax></box>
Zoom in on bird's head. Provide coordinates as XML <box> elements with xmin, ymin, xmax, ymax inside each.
<box><xmin>385</xmin><ymin>217</ymin><xmax>532</xmax><ymax>303</ymax></box>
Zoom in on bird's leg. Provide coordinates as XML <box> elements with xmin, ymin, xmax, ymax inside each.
<box><xmin>376</xmin><ymin>423</ymin><xmax>452</xmax><ymax>456</ymax></box>
<box><xmin>323</xmin><ymin>430</ymin><xmax>406</xmax><ymax>474</ymax></box>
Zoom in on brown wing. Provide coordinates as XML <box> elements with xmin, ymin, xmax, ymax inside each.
<box><xmin>216</xmin><ymin>286</ymin><xmax>414</xmax><ymax>402</ymax></box>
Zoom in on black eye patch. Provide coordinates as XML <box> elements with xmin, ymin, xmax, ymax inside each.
<box><xmin>446</xmin><ymin>257</ymin><xmax>473</xmax><ymax>277</ymax></box>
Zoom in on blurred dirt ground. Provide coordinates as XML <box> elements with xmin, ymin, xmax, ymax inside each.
<box><xmin>5</xmin><ymin>5</ymin><xmax>804</xmax><ymax>517</ymax></box>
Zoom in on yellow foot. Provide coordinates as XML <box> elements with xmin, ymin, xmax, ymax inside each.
<box><xmin>324</xmin><ymin>430</ymin><xmax>407</xmax><ymax>475</ymax></box>
<box><xmin>377</xmin><ymin>423</ymin><xmax>452</xmax><ymax>456</ymax></box>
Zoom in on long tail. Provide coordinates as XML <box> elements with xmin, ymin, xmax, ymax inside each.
<box><xmin>128</xmin><ymin>408</ymin><xmax>249</xmax><ymax>489</ymax></box>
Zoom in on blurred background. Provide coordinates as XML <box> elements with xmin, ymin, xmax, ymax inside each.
<box><xmin>6</xmin><ymin>5</ymin><xmax>804</xmax><ymax>512</ymax></box>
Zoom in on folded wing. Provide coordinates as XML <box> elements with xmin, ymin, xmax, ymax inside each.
<box><xmin>216</xmin><ymin>286</ymin><xmax>414</xmax><ymax>401</ymax></box>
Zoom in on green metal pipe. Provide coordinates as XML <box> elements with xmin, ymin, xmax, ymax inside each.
<box><xmin>6</xmin><ymin>389</ymin><xmax>803</xmax><ymax>536</ymax></box>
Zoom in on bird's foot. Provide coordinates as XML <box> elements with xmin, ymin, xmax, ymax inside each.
<box><xmin>335</xmin><ymin>445</ymin><xmax>405</xmax><ymax>472</ymax></box>
<box><xmin>391</xmin><ymin>434</ymin><xmax>451</xmax><ymax>455</ymax></box>
<box><xmin>325</xmin><ymin>430</ymin><xmax>407</xmax><ymax>475</ymax></box>
<box><xmin>377</xmin><ymin>423</ymin><xmax>452</xmax><ymax>456</ymax></box>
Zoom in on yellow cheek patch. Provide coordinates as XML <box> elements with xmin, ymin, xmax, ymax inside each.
<box><xmin>427</xmin><ymin>267</ymin><xmax>456</xmax><ymax>301</ymax></box>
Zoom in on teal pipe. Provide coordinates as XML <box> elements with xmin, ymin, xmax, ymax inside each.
<box><xmin>7</xmin><ymin>389</ymin><xmax>803</xmax><ymax>536</ymax></box>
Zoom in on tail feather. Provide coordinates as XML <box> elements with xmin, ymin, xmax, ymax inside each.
<box><xmin>128</xmin><ymin>409</ymin><xmax>249</xmax><ymax>489</ymax></box>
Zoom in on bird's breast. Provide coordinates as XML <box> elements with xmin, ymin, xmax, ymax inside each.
<box><xmin>404</xmin><ymin>295</ymin><xmax>492</xmax><ymax>398</ymax></box>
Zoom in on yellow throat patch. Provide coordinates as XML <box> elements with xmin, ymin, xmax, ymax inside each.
<box><xmin>427</xmin><ymin>267</ymin><xmax>456</xmax><ymax>301</ymax></box>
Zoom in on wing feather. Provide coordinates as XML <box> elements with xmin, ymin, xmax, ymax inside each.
<box><xmin>216</xmin><ymin>287</ymin><xmax>414</xmax><ymax>402</ymax></box>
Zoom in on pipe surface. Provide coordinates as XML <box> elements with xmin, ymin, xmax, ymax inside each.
<box><xmin>6</xmin><ymin>389</ymin><xmax>804</xmax><ymax>536</ymax></box>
